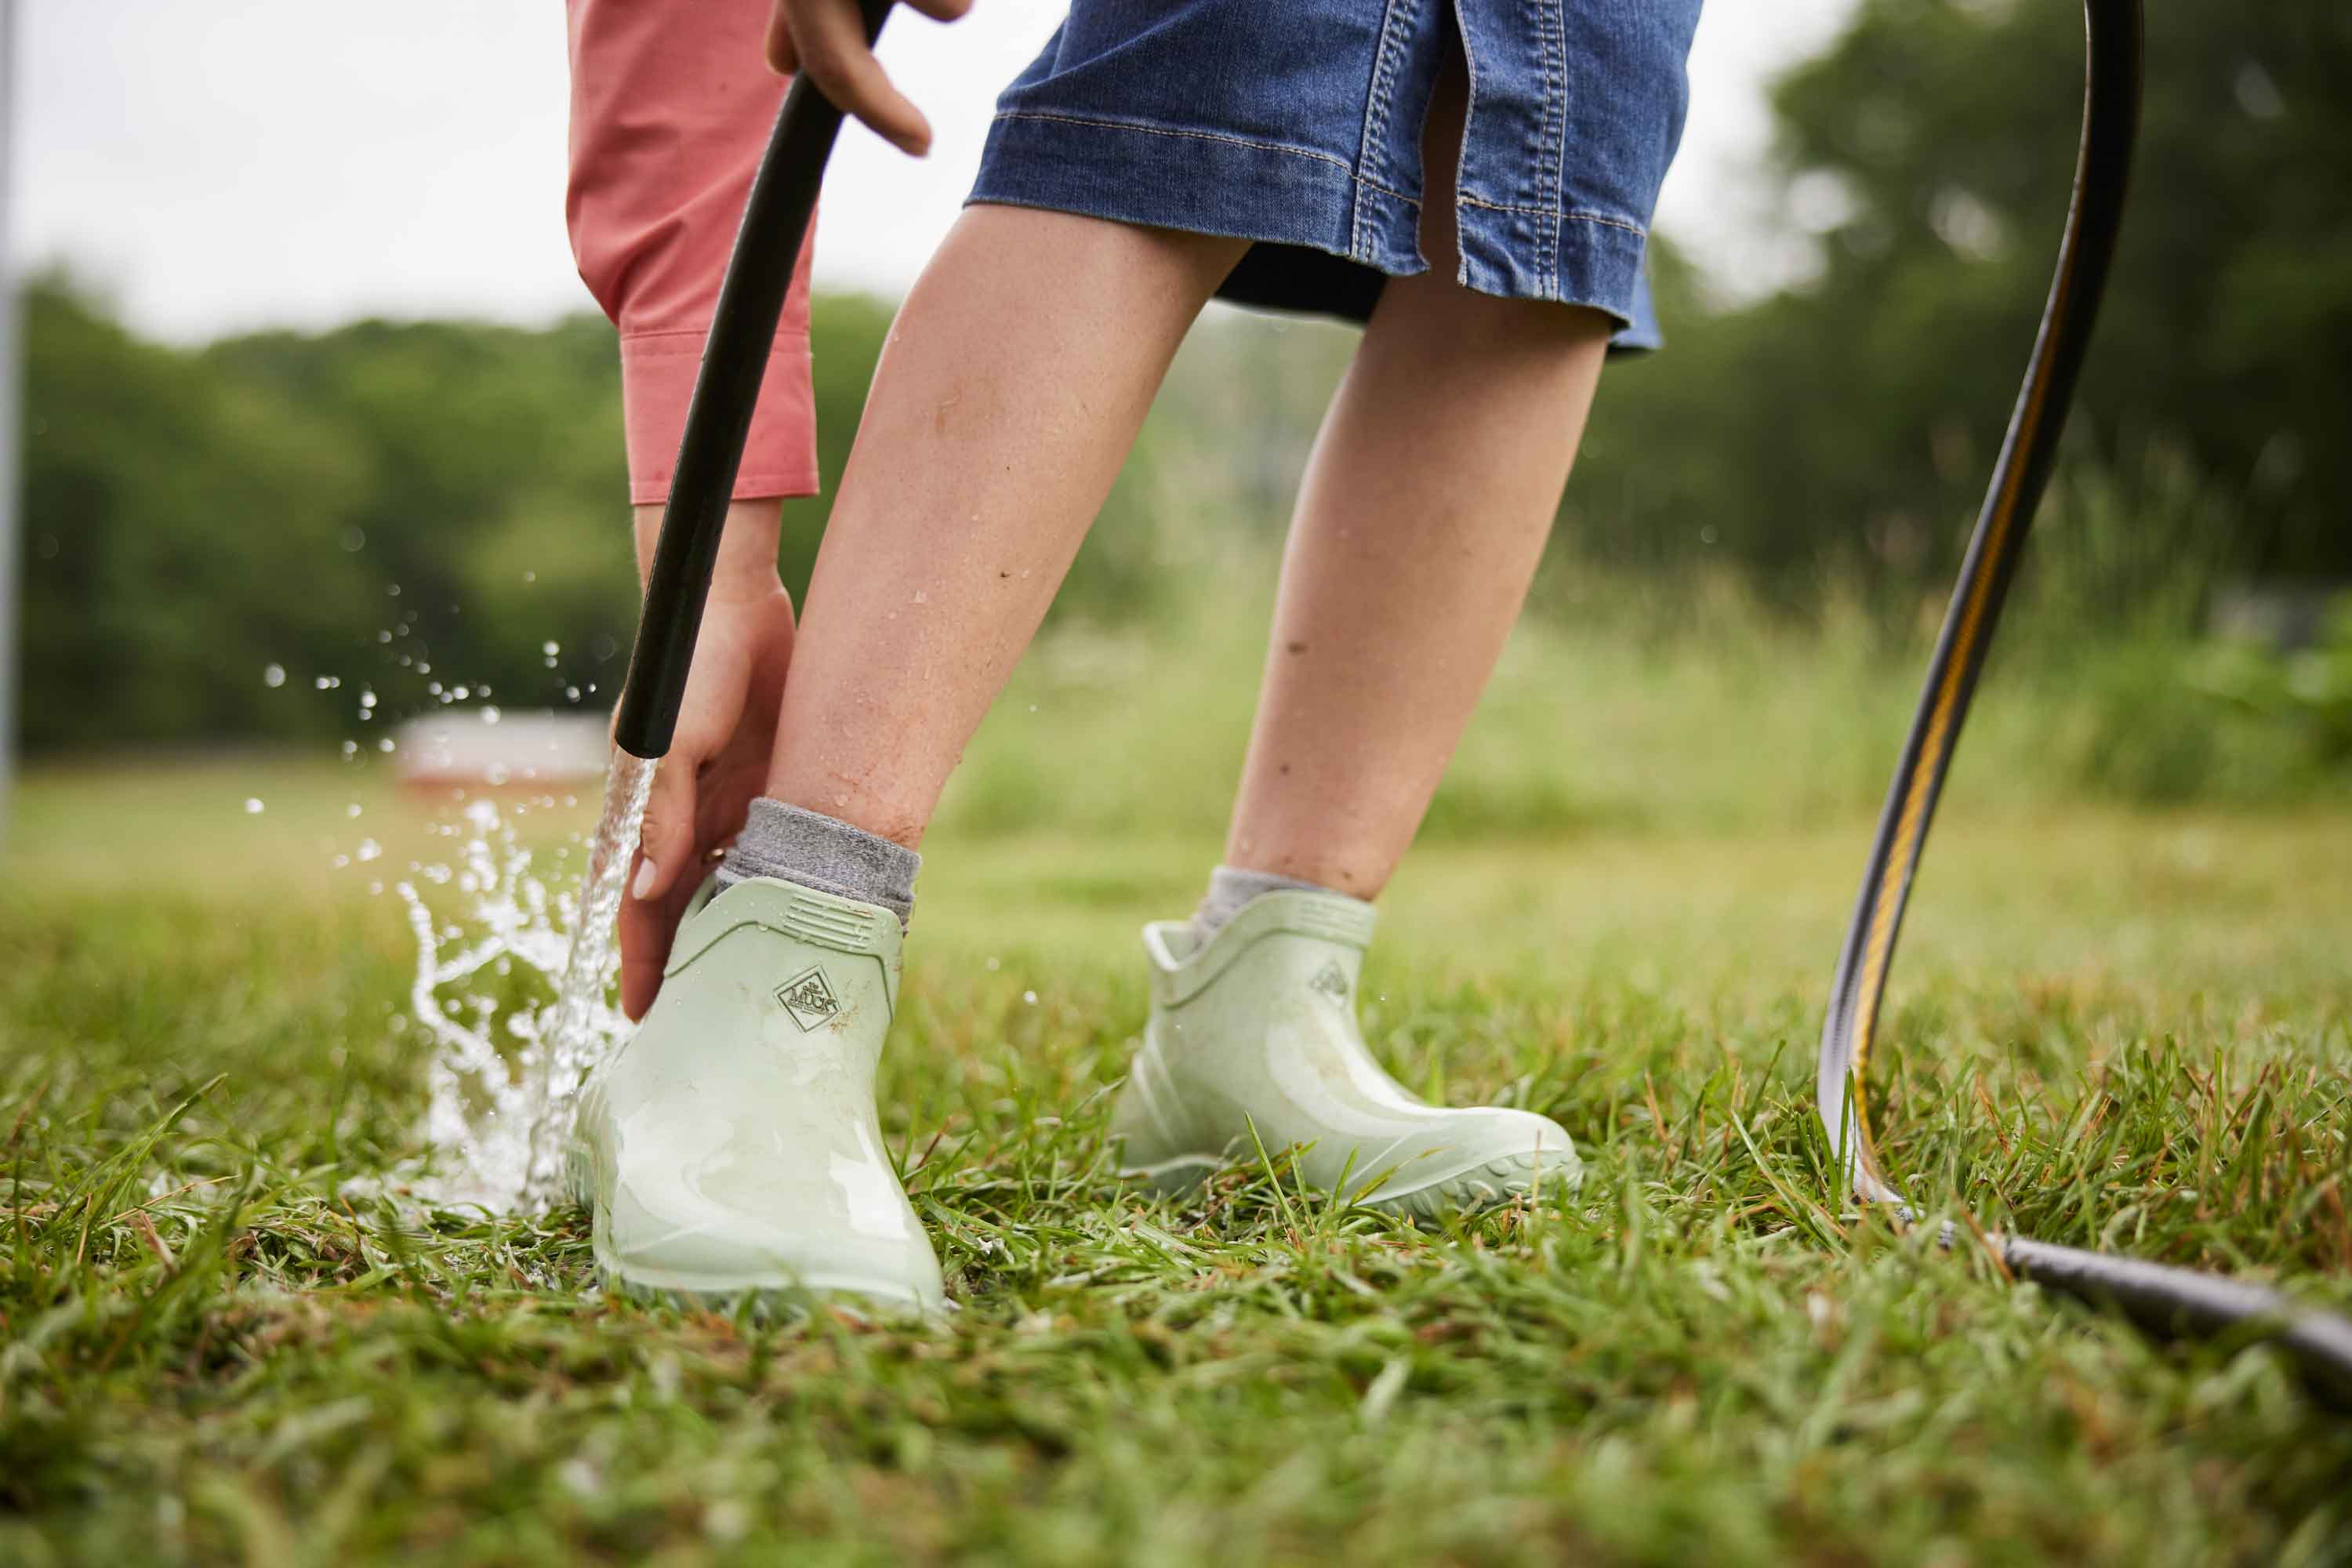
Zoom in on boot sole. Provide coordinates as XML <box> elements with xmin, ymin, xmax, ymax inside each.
<box><xmin>576</xmin><ymin>1149</ymin><xmax>947</xmax><ymax>1321</ymax></box>
<box><xmin>1121</xmin><ymin>1146</ymin><xmax>1581</xmax><ymax>1218</ymax></box>
<box><xmin>596</xmin><ymin>1258</ymin><xmax>946</xmax><ymax>1323</ymax></box>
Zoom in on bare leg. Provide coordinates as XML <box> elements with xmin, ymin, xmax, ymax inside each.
<box><xmin>764</xmin><ymin>205</ymin><xmax>1246</xmax><ymax>843</ymax></box>
<box><xmin>1221</xmin><ymin>57</ymin><xmax>1613</xmax><ymax>897</ymax></box>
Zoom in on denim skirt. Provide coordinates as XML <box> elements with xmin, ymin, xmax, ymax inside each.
<box><xmin>968</xmin><ymin>0</ymin><xmax>1704</xmax><ymax>349</ymax></box>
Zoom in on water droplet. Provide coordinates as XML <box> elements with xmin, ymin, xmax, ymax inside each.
<box><xmin>1023</xmin><ymin>989</ymin><xmax>1039</xmax><ymax>1005</ymax></box>
<box><xmin>481</xmin><ymin>706</ymin><xmax>502</xmax><ymax>725</ymax></box>
<box><xmin>263</xmin><ymin>663</ymin><xmax>285</xmax><ymax>688</ymax></box>
<box><xmin>341</xmin><ymin>740</ymin><xmax>359</xmax><ymax>758</ymax></box>
<box><xmin>543</xmin><ymin>641</ymin><xmax>561</xmax><ymax>657</ymax></box>
<box><xmin>378</xmin><ymin>737</ymin><xmax>397</xmax><ymax>753</ymax></box>
<box><xmin>523</xmin><ymin>571</ymin><xmax>537</xmax><ymax>584</ymax></box>
<box><xmin>314</xmin><ymin>675</ymin><xmax>339</xmax><ymax>691</ymax></box>
<box><xmin>244</xmin><ymin>798</ymin><xmax>265</xmax><ymax>814</ymax></box>
<box><xmin>347</xmin><ymin>803</ymin><xmax>364</xmax><ymax>818</ymax></box>
<box><xmin>340</xmin><ymin>526</ymin><xmax>367</xmax><ymax>552</ymax></box>
<box><xmin>356</xmin><ymin>839</ymin><xmax>383</xmax><ymax>862</ymax></box>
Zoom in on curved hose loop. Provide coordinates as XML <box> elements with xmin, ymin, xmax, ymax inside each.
<box><xmin>1815</xmin><ymin>0</ymin><xmax>2143</xmax><ymax>1207</ymax></box>
<box><xmin>1809</xmin><ymin>2</ymin><xmax>2352</xmax><ymax>1406</ymax></box>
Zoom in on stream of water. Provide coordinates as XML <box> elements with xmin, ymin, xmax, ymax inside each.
<box><xmin>522</xmin><ymin>746</ymin><xmax>656</xmax><ymax>1205</ymax></box>
<box><xmin>395</xmin><ymin>747</ymin><xmax>656</xmax><ymax>1212</ymax></box>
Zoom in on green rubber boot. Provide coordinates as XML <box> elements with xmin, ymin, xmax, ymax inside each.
<box><xmin>1112</xmin><ymin>889</ymin><xmax>1581</xmax><ymax>1218</ymax></box>
<box><xmin>565</xmin><ymin>877</ymin><xmax>946</xmax><ymax>1317</ymax></box>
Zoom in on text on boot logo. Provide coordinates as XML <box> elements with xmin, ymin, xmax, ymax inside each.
<box><xmin>1309</xmin><ymin>961</ymin><xmax>1349</xmax><ymax>1002</ymax></box>
<box><xmin>775</xmin><ymin>966</ymin><xmax>841</xmax><ymax>1030</ymax></box>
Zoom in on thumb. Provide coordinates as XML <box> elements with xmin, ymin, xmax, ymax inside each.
<box><xmin>764</xmin><ymin>2</ymin><xmax>797</xmax><ymax>74</ymax></box>
<box><xmin>630</xmin><ymin>753</ymin><xmax>701</xmax><ymax>906</ymax></box>
<box><xmin>619</xmin><ymin>756</ymin><xmax>704</xmax><ymax>1022</ymax></box>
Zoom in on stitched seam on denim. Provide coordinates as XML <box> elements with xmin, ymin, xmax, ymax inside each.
<box><xmin>1360</xmin><ymin>177</ymin><xmax>1422</xmax><ymax>209</ymax></box>
<box><xmin>993</xmin><ymin>111</ymin><xmax>1425</xmax><ymax>218</ymax></box>
<box><xmin>1352</xmin><ymin>0</ymin><xmax>1417</xmax><ymax>262</ymax></box>
<box><xmin>995</xmin><ymin>111</ymin><xmax>1354</xmax><ymax>175</ymax></box>
<box><xmin>1446</xmin><ymin>0</ymin><xmax>1479</xmax><ymax>285</ymax></box>
<box><xmin>1458</xmin><ymin>194</ymin><xmax>1648</xmax><ymax>237</ymax></box>
<box><xmin>1536</xmin><ymin>0</ymin><xmax>1566</xmax><ymax>297</ymax></box>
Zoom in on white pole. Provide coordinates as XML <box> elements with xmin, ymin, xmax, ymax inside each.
<box><xmin>0</xmin><ymin>0</ymin><xmax>17</xmax><ymax>844</ymax></box>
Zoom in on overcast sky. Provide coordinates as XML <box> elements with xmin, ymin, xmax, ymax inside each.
<box><xmin>13</xmin><ymin>0</ymin><xmax>1854</xmax><ymax>344</ymax></box>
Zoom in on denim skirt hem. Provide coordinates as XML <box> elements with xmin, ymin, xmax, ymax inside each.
<box><xmin>969</xmin><ymin>109</ymin><xmax>1664</xmax><ymax>349</ymax></box>
<box><xmin>963</xmin><ymin>0</ymin><xmax>1701</xmax><ymax>352</ymax></box>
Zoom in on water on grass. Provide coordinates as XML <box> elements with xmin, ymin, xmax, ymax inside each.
<box><xmin>394</xmin><ymin>746</ymin><xmax>655</xmax><ymax>1212</ymax></box>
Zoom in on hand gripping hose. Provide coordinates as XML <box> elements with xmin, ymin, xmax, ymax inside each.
<box><xmin>612</xmin><ymin>0</ymin><xmax>895</xmax><ymax>760</ymax></box>
<box><xmin>1813</xmin><ymin>0</ymin><xmax>2352</xmax><ymax>1406</ymax></box>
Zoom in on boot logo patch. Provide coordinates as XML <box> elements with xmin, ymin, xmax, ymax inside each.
<box><xmin>1309</xmin><ymin>960</ymin><xmax>1350</xmax><ymax>1002</ymax></box>
<box><xmin>775</xmin><ymin>966</ymin><xmax>842</xmax><ymax>1031</ymax></box>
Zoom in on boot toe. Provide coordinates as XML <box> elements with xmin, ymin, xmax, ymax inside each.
<box><xmin>599</xmin><ymin>1174</ymin><xmax>946</xmax><ymax>1317</ymax></box>
<box><xmin>1353</xmin><ymin>1108</ymin><xmax>1581</xmax><ymax>1215</ymax></box>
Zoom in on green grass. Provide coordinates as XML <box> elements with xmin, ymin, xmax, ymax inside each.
<box><xmin>5</xmin><ymin>723</ymin><xmax>2350</xmax><ymax>1564</ymax></box>
<box><xmin>5</xmin><ymin>602</ymin><xmax>2350</xmax><ymax>1564</ymax></box>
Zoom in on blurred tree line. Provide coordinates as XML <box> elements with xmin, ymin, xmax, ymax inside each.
<box><xmin>1573</xmin><ymin>0</ymin><xmax>2348</xmax><ymax>597</ymax></box>
<box><xmin>16</xmin><ymin>0</ymin><xmax>2347</xmax><ymax>753</ymax></box>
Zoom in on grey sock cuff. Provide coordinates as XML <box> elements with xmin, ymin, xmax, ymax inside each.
<box><xmin>1193</xmin><ymin>864</ymin><xmax>1355</xmax><ymax>938</ymax></box>
<box><xmin>717</xmin><ymin>798</ymin><xmax>920</xmax><ymax>927</ymax></box>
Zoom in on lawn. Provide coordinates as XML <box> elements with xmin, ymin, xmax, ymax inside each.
<box><xmin>4</xmin><ymin>739</ymin><xmax>2348</xmax><ymax>1566</ymax></box>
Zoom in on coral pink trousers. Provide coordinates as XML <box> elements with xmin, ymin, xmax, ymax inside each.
<box><xmin>566</xmin><ymin>0</ymin><xmax>819</xmax><ymax>505</ymax></box>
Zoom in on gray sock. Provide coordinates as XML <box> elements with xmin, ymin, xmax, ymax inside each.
<box><xmin>1192</xmin><ymin>864</ymin><xmax>1348</xmax><ymax>938</ymax></box>
<box><xmin>717</xmin><ymin>798</ymin><xmax>920</xmax><ymax>927</ymax></box>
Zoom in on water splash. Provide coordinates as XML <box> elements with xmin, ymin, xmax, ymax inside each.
<box><xmin>523</xmin><ymin>746</ymin><xmax>655</xmax><ymax>1204</ymax></box>
<box><xmin>394</xmin><ymin>746</ymin><xmax>656</xmax><ymax>1211</ymax></box>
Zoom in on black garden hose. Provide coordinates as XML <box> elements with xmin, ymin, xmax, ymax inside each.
<box><xmin>1813</xmin><ymin>0</ymin><xmax>2352</xmax><ymax>1406</ymax></box>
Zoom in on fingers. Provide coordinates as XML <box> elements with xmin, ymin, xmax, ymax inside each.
<box><xmin>630</xmin><ymin>752</ymin><xmax>702</xmax><ymax>909</ymax></box>
<box><xmin>764</xmin><ymin>0</ymin><xmax>940</xmax><ymax>156</ymax></box>
<box><xmin>619</xmin><ymin>752</ymin><xmax>721</xmax><ymax>1021</ymax></box>
<box><xmin>617</xmin><ymin>762</ymin><xmax>764</xmax><ymax>1020</ymax></box>
<box><xmin>619</xmin><ymin>865</ymin><xmax>703</xmax><ymax>1022</ymax></box>
<box><xmin>617</xmin><ymin>752</ymin><xmax>702</xmax><ymax>1019</ymax></box>
<box><xmin>764</xmin><ymin>4</ymin><xmax>798</xmax><ymax>75</ymax></box>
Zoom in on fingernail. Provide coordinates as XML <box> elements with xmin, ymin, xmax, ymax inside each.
<box><xmin>630</xmin><ymin>858</ymin><xmax>656</xmax><ymax>899</ymax></box>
